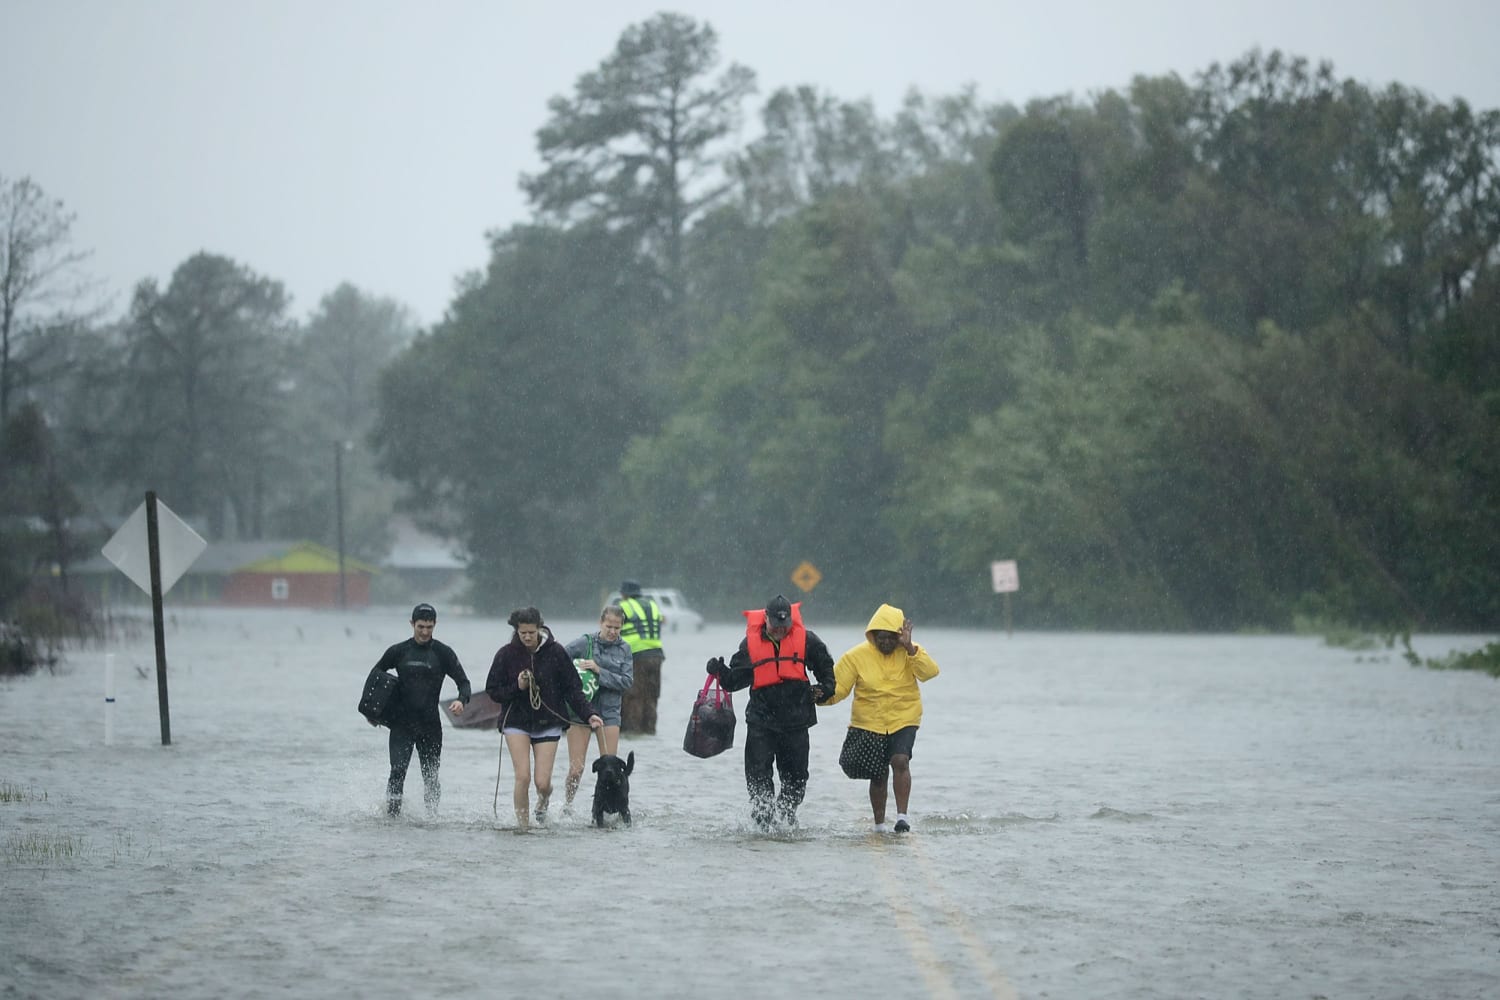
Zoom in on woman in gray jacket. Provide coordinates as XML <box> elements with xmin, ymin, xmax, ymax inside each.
<box><xmin>562</xmin><ymin>604</ymin><xmax>635</xmax><ymax>811</ymax></box>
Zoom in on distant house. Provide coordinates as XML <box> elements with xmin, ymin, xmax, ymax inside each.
<box><xmin>377</xmin><ymin>516</ymin><xmax>469</xmax><ymax>607</ymax></box>
<box><xmin>220</xmin><ymin>542</ymin><xmax>379</xmax><ymax>608</ymax></box>
<box><xmin>75</xmin><ymin>540</ymin><xmax>379</xmax><ymax>609</ymax></box>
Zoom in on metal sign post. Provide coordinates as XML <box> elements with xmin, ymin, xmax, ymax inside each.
<box><xmin>145</xmin><ymin>493</ymin><xmax>171</xmax><ymax>744</ymax></box>
<box><xmin>100</xmin><ymin>492</ymin><xmax>207</xmax><ymax>746</ymax></box>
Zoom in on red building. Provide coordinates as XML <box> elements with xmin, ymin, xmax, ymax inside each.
<box><xmin>76</xmin><ymin>540</ymin><xmax>379</xmax><ymax>609</ymax></box>
<box><xmin>219</xmin><ymin>542</ymin><xmax>378</xmax><ymax>608</ymax></box>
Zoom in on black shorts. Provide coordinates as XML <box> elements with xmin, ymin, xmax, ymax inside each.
<box><xmin>838</xmin><ymin>726</ymin><xmax>918</xmax><ymax>780</ymax></box>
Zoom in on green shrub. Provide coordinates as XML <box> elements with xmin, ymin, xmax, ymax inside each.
<box><xmin>1402</xmin><ymin>637</ymin><xmax>1500</xmax><ymax>678</ymax></box>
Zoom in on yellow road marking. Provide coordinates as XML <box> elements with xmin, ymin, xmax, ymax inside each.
<box><xmin>911</xmin><ymin>835</ymin><xmax>1018</xmax><ymax>999</ymax></box>
<box><xmin>874</xmin><ymin>838</ymin><xmax>960</xmax><ymax>999</ymax></box>
<box><xmin>872</xmin><ymin>833</ymin><xmax>1018</xmax><ymax>1000</ymax></box>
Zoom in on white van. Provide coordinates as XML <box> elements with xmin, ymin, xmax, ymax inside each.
<box><xmin>606</xmin><ymin>587</ymin><xmax>705</xmax><ymax>632</ymax></box>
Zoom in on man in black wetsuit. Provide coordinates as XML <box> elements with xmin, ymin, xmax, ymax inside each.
<box><xmin>367</xmin><ymin>603</ymin><xmax>471</xmax><ymax>816</ymax></box>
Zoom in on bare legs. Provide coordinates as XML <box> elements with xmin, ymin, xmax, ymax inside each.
<box><xmin>506</xmin><ymin>732</ymin><xmax>560</xmax><ymax>829</ymax></box>
<box><xmin>868</xmin><ymin>753</ymin><xmax>912</xmax><ymax>826</ymax></box>
<box><xmin>564</xmin><ymin>724</ymin><xmax>621</xmax><ymax>808</ymax></box>
<box><xmin>564</xmin><ymin>724</ymin><xmax>591</xmax><ymax>806</ymax></box>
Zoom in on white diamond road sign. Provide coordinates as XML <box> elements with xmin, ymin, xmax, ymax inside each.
<box><xmin>101</xmin><ymin>498</ymin><xmax>207</xmax><ymax>596</ymax></box>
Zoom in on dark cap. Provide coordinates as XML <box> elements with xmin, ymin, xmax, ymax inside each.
<box><xmin>411</xmin><ymin>603</ymin><xmax>437</xmax><ymax>622</ymax></box>
<box><xmin>764</xmin><ymin>594</ymin><xmax>792</xmax><ymax>627</ymax></box>
<box><xmin>620</xmin><ymin>579</ymin><xmax>642</xmax><ymax>598</ymax></box>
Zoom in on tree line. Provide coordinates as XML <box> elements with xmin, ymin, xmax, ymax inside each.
<box><xmin>4</xmin><ymin>14</ymin><xmax>1497</xmax><ymax>632</ymax></box>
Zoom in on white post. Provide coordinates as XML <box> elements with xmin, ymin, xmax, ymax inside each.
<box><xmin>105</xmin><ymin>653</ymin><xmax>116</xmax><ymax>746</ymax></box>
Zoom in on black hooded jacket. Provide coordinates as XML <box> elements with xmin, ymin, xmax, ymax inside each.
<box><xmin>485</xmin><ymin>627</ymin><xmax>597</xmax><ymax>734</ymax></box>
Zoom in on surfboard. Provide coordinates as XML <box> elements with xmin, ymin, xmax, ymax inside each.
<box><xmin>444</xmin><ymin>692</ymin><xmax>503</xmax><ymax>730</ymax></box>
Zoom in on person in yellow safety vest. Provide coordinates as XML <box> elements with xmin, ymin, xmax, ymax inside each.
<box><xmin>616</xmin><ymin>580</ymin><xmax>665</xmax><ymax>733</ymax></box>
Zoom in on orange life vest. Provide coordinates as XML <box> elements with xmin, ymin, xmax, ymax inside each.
<box><xmin>742</xmin><ymin>603</ymin><xmax>809</xmax><ymax>688</ymax></box>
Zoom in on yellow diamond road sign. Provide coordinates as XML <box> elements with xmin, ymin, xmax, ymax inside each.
<box><xmin>791</xmin><ymin>561</ymin><xmax>822</xmax><ymax>592</ymax></box>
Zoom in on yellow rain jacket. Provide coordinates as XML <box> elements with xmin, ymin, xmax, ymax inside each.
<box><xmin>824</xmin><ymin>603</ymin><xmax>940</xmax><ymax>733</ymax></box>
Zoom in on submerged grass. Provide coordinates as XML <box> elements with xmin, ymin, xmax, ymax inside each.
<box><xmin>2</xmin><ymin>780</ymin><xmax>161</xmax><ymax>865</ymax></box>
<box><xmin>2</xmin><ymin>828</ymin><xmax>160</xmax><ymax>866</ymax></box>
<box><xmin>4</xmin><ymin>829</ymin><xmax>86</xmax><ymax>863</ymax></box>
<box><xmin>0</xmin><ymin>781</ymin><xmax>47</xmax><ymax>803</ymax></box>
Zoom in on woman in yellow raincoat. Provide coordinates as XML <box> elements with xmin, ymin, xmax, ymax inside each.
<box><xmin>823</xmin><ymin>603</ymin><xmax>940</xmax><ymax>833</ymax></box>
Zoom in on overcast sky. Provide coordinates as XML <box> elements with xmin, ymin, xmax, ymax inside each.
<box><xmin>5</xmin><ymin>0</ymin><xmax>1498</xmax><ymax>327</ymax></box>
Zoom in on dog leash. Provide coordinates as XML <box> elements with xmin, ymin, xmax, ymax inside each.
<box><xmin>492</xmin><ymin>700</ymin><xmax>512</xmax><ymax>818</ymax></box>
<box><xmin>491</xmin><ymin>670</ymin><xmax>609</xmax><ymax>818</ymax></box>
<box><xmin>493</xmin><ymin>668</ymin><xmax>545</xmax><ymax>818</ymax></box>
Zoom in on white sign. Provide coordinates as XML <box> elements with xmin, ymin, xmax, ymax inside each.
<box><xmin>990</xmin><ymin>560</ymin><xmax>1020</xmax><ymax>594</ymax></box>
<box><xmin>101</xmin><ymin>497</ymin><xmax>208</xmax><ymax>596</ymax></box>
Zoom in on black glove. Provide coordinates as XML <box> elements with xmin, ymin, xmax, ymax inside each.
<box><xmin>706</xmin><ymin>656</ymin><xmax>727</xmax><ymax>676</ymax></box>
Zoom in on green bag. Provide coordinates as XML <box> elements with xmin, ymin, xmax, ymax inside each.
<box><xmin>575</xmin><ymin>635</ymin><xmax>600</xmax><ymax>700</ymax></box>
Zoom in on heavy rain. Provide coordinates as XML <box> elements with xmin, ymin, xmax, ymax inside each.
<box><xmin>4</xmin><ymin>5</ymin><xmax>1499</xmax><ymax>999</ymax></box>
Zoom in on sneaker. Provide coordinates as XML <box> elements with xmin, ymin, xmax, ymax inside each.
<box><xmin>873</xmin><ymin>822</ymin><xmax>889</xmax><ymax>833</ymax></box>
<box><xmin>893</xmin><ymin>818</ymin><xmax>911</xmax><ymax>833</ymax></box>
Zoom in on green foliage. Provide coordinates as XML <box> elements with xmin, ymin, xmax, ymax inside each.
<box><xmin>1</xmin><ymin>403</ymin><xmax>94</xmax><ymax>642</ymax></box>
<box><xmin>613</xmin><ymin>38</ymin><xmax>1500</xmax><ymax>628</ymax></box>
<box><xmin>271</xmin><ymin>284</ymin><xmax>414</xmax><ymax>559</ymax></box>
<box><xmin>0</xmin><ymin>174</ymin><xmax>92</xmax><ymax>422</ymax></box>
<box><xmin>1401</xmin><ymin>637</ymin><xmax>1500</xmax><ymax>677</ymax></box>
<box><xmin>103</xmin><ymin>253</ymin><xmax>293</xmax><ymax>537</ymax></box>
<box><xmin>0</xmin><ymin>623</ymin><xmax>46</xmax><ymax>677</ymax></box>
<box><xmin>730</xmin><ymin>86</ymin><xmax>895</xmax><ymax>224</ymax></box>
<box><xmin>989</xmin><ymin>103</ymin><xmax>1093</xmax><ymax>301</ymax></box>
<box><xmin>373</xmin><ymin>223</ymin><xmax>662</xmax><ymax>611</ymax></box>
<box><xmin>523</xmin><ymin>11</ymin><xmax>756</xmax><ymax>338</ymax></box>
<box><xmin>1290</xmin><ymin>614</ymin><xmax>1393</xmax><ymax>651</ymax></box>
<box><xmin>24</xmin><ymin>20</ymin><xmax>1500</xmax><ymax>631</ymax></box>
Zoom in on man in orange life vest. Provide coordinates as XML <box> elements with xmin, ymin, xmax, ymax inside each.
<box><xmin>706</xmin><ymin>594</ymin><xmax>836</xmax><ymax>830</ymax></box>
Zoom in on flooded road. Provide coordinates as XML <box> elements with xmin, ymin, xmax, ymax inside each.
<box><xmin>3</xmin><ymin>608</ymin><xmax>1497</xmax><ymax>998</ymax></box>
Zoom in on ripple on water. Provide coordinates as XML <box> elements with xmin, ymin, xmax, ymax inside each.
<box><xmin>1089</xmin><ymin>806</ymin><xmax>1159</xmax><ymax>822</ymax></box>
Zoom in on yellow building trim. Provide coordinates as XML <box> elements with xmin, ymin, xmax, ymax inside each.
<box><xmin>237</xmin><ymin>542</ymin><xmax>379</xmax><ymax>576</ymax></box>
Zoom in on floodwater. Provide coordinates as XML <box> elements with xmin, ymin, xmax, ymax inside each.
<box><xmin>2</xmin><ymin>607</ymin><xmax>1497</xmax><ymax>999</ymax></box>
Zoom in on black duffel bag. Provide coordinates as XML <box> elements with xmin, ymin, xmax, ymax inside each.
<box><xmin>358</xmin><ymin>670</ymin><xmax>401</xmax><ymax>726</ymax></box>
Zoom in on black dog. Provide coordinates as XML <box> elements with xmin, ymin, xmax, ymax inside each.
<box><xmin>591</xmin><ymin>751</ymin><xmax>635</xmax><ymax>827</ymax></box>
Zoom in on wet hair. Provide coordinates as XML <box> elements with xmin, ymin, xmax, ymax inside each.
<box><xmin>600</xmin><ymin>604</ymin><xmax>626</xmax><ymax>624</ymax></box>
<box><xmin>507</xmin><ymin>606</ymin><xmax>544</xmax><ymax>629</ymax></box>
